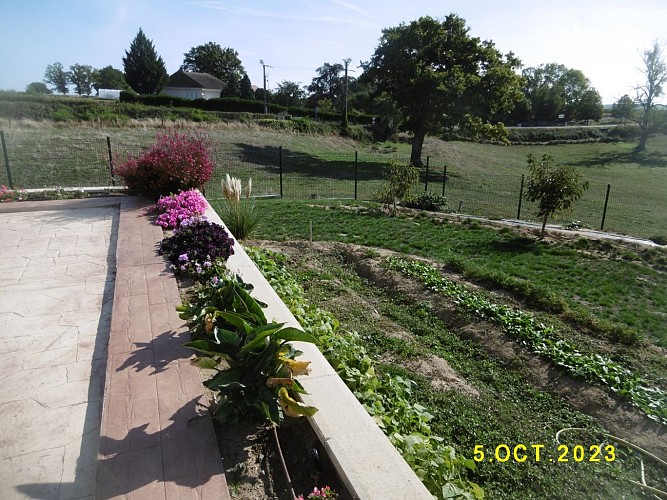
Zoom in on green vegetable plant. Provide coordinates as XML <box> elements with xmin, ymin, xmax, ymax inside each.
<box><xmin>177</xmin><ymin>275</ymin><xmax>319</xmax><ymax>425</ymax></box>
<box><xmin>386</xmin><ymin>256</ymin><xmax>667</xmax><ymax>426</ymax></box>
<box><xmin>246</xmin><ymin>248</ymin><xmax>483</xmax><ymax>500</ymax></box>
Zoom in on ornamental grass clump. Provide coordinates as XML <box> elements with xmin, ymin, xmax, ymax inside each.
<box><xmin>149</xmin><ymin>189</ymin><xmax>207</xmax><ymax>228</ymax></box>
<box><xmin>115</xmin><ymin>130</ymin><xmax>214</xmax><ymax>197</ymax></box>
<box><xmin>219</xmin><ymin>174</ymin><xmax>261</xmax><ymax>240</ymax></box>
<box><xmin>159</xmin><ymin>219</ymin><xmax>234</xmax><ymax>279</ymax></box>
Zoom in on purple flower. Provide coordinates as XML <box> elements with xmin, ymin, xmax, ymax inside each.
<box><xmin>178</xmin><ymin>253</ymin><xmax>189</xmax><ymax>262</ymax></box>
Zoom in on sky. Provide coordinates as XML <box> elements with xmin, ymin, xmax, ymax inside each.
<box><xmin>1</xmin><ymin>0</ymin><xmax>666</xmax><ymax>104</ymax></box>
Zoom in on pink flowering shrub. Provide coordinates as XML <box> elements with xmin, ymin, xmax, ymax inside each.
<box><xmin>0</xmin><ymin>185</ymin><xmax>24</xmax><ymax>202</ymax></box>
<box><xmin>149</xmin><ymin>189</ymin><xmax>208</xmax><ymax>229</ymax></box>
<box><xmin>115</xmin><ymin>130</ymin><xmax>214</xmax><ymax>197</ymax></box>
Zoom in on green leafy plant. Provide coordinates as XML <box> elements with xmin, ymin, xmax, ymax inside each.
<box><xmin>218</xmin><ymin>174</ymin><xmax>262</xmax><ymax>240</ymax></box>
<box><xmin>404</xmin><ymin>192</ymin><xmax>449</xmax><ymax>212</ymax></box>
<box><xmin>377</xmin><ymin>158</ymin><xmax>420</xmax><ymax>213</ymax></box>
<box><xmin>387</xmin><ymin>256</ymin><xmax>667</xmax><ymax>425</ymax></box>
<box><xmin>246</xmin><ymin>248</ymin><xmax>483</xmax><ymax>499</ymax></box>
<box><xmin>177</xmin><ymin>275</ymin><xmax>318</xmax><ymax>425</ymax></box>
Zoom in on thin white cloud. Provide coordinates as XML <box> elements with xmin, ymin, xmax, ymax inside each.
<box><xmin>330</xmin><ymin>0</ymin><xmax>368</xmax><ymax>16</ymax></box>
<box><xmin>188</xmin><ymin>1</ymin><xmax>376</xmax><ymax>28</ymax></box>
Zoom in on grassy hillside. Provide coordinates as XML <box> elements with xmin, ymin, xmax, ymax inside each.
<box><xmin>1</xmin><ymin>121</ymin><xmax>665</xmax><ymax>237</ymax></box>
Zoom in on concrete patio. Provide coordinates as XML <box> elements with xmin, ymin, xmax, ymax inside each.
<box><xmin>0</xmin><ymin>197</ymin><xmax>228</xmax><ymax>499</ymax></box>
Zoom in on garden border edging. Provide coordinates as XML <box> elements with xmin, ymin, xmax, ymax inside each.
<box><xmin>204</xmin><ymin>201</ymin><xmax>433</xmax><ymax>500</ymax></box>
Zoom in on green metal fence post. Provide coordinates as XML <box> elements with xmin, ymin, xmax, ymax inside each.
<box><xmin>517</xmin><ymin>174</ymin><xmax>525</xmax><ymax>219</ymax></box>
<box><xmin>106</xmin><ymin>136</ymin><xmax>116</xmax><ymax>186</ymax></box>
<box><xmin>601</xmin><ymin>183</ymin><xmax>611</xmax><ymax>230</ymax></box>
<box><xmin>354</xmin><ymin>151</ymin><xmax>358</xmax><ymax>200</ymax></box>
<box><xmin>279</xmin><ymin>145</ymin><xmax>283</xmax><ymax>198</ymax></box>
<box><xmin>0</xmin><ymin>131</ymin><xmax>13</xmax><ymax>189</ymax></box>
<box><xmin>442</xmin><ymin>164</ymin><xmax>447</xmax><ymax>196</ymax></box>
<box><xmin>424</xmin><ymin>156</ymin><xmax>430</xmax><ymax>192</ymax></box>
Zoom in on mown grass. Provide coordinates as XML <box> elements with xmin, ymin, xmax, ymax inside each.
<box><xmin>209</xmin><ymin>199</ymin><xmax>667</xmax><ymax>385</ymax></box>
<box><xmin>1</xmin><ymin>123</ymin><xmax>665</xmax><ymax>237</ymax></box>
<box><xmin>278</xmin><ymin>249</ymin><xmax>663</xmax><ymax>499</ymax></box>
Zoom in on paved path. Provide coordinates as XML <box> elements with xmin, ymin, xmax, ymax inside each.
<box><xmin>0</xmin><ymin>197</ymin><xmax>229</xmax><ymax>499</ymax></box>
<box><xmin>0</xmin><ymin>198</ymin><xmax>117</xmax><ymax>499</ymax></box>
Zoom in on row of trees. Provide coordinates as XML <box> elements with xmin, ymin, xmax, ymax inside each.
<box><xmin>31</xmin><ymin>20</ymin><xmax>667</xmax><ymax>160</ymax></box>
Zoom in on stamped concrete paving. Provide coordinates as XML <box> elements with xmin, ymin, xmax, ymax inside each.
<box><xmin>0</xmin><ymin>198</ymin><xmax>118</xmax><ymax>499</ymax></box>
<box><xmin>0</xmin><ymin>197</ymin><xmax>228</xmax><ymax>499</ymax></box>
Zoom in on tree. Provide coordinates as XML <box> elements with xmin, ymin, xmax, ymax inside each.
<box><xmin>574</xmin><ymin>89</ymin><xmax>603</xmax><ymax>124</ymax></box>
<box><xmin>522</xmin><ymin>63</ymin><xmax>597</xmax><ymax>122</ymax></box>
<box><xmin>307</xmin><ymin>62</ymin><xmax>344</xmax><ymax>107</ymax></box>
<box><xmin>361</xmin><ymin>15</ymin><xmax>523</xmax><ymax>165</ymax></box>
<box><xmin>25</xmin><ymin>82</ymin><xmax>52</xmax><ymax>95</ymax></box>
<box><xmin>122</xmin><ymin>28</ymin><xmax>169</xmax><ymax>95</ymax></box>
<box><xmin>634</xmin><ymin>41</ymin><xmax>667</xmax><ymax>152</ymax></box>
<box><xmin>181</xmin><ymin>42</ymin><xmax>245</xmax><ymax>86</ymax></box>
<box><xmin>524</xmin><ymin>154</ymin><xmax>589</xmax><ymax>237</ymax></box>
<box><xmin>44</xmin><ymin>62</ymin><xmax>69</xmax><ymax>95</ymax></box>
<box><xmin>94</xmin><ymin>65</ymin><xmax>130</xmax><ymax>93</ymax></box>
<box><xmin>240</xmin><ymin>73</ymin><xmax>254</xmax><ymax>100</ymax></box>
<box><xmin>379</xmin><ymin>158</ymin><xmax>420</xmax><ymax>214</ymax></box>
<box><xmin>273</xmin><ymin>80</ymin><xmax>306</xmax><ymax>107</ymax></box>
<box><xmin>68</xmin><ymin>64</ymin><xmax>95</xmax><ymax>95</ymax></box>
<box><xmin>220</xmin><ymin>72</ymin><xmax>241</xmax><ymax>97</ymax></box>
<box><xmin>611</xmin><ymin>94</ymin><xmax>635</xmax><ymax>124</ymax></box>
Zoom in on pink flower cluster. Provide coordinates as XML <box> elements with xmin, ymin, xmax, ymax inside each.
<box><xmin>0</xmin><ymin>185</ymin><xmax>24</xmax><ymax>202</ymax></box>
<box><xmin>296</xmin><ymin>486</ymin><xmax>337</xmax><ymax>500</ymax></box>
<box><xmin>151</xmin><ymin>189</ymin><xmax>208</xmax><ymax>228</ymax></box>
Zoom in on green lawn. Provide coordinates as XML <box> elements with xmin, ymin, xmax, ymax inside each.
<box><xmin>209</xmin><ymin>198</ymin><xmax>667</xmax><ymax>386</ymax></box>
<box><xmin>1</xmin><ymin>123</ymin><xmax>666</xmax><ymax>238</ymax></box>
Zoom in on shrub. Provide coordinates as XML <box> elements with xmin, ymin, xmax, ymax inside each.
<box><xmin>377</xmin><ymin>158</ymin><xmax>420</xmax><ymax>213</ymax></box>
<box><xmin>404</xmin><ymin>192</ymin><xmax>449</xmax><ymax>212</ymax></box>
<box><xmin>158</xmin><ymin>219</ymin><xmax>234</xmax><ymax>279</ymax></box>
<box><xmin>115</xmin><ymin>130</ymin><xmax>214</xmax><ymax>197</ymax></box>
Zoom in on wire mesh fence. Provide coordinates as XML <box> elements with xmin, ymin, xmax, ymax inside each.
<box><xmin>0</xmin><ymin>128</ymin><xmax>665</xmax><ymax>240</ymax></box>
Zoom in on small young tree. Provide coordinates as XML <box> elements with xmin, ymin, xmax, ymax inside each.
<box><xmin>378</xmin><ymin>158</ymin><xmax>420</xmax><ymax>214</ymax></box>
<box><xmin>524</xmin><ymin>154</ymin><xmax>589</xmax><ymax>237</ymax></box>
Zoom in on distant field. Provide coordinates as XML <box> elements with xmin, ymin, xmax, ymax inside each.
<box><xmin>0</xmin><ymin>122</ymin><xmax>665</xmax><ymax>238</ymax></box>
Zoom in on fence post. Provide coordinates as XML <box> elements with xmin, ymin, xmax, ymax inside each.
<box><xmin>442</xmin><ymin>164</ymin><xmax>447</xmax><ymax>196</ymax></box>
<box><xmin>354</xmin><ymin>151</ymin><xmax>358</xmax><ymax>200</ymax></box>
<box><xmin>424</xmin><ymin>156</ymin><xmax>430</xmax><ymax>192</ymax></box>
<box><xmin>517</xmin><ymin>174</ymin><xmax>525</xmax><ymax>219</ymax></box>
<box><xmin>601</xmin><ymin>183</ymin><xmax>611</xmax><ymax>231</ymax></box>
<box><xmin>0</xmin><ymin>131</ymin><xmax>13</xmax><ymax>189</ymax></box>
<box><xmin>106</xmin><ymin>136</ymin><xmax>116</xmax><ymax>186</ymax></box>
<box><xmin>279</xmin><ymin>145</ymin><xmax>283</xmax><ymax>199</ymax></box>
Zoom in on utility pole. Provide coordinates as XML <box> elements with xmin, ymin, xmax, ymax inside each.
<box><xmin>342</xmin><ymin>58</ymin><xmax>351</xmax><ymax>128</ymax></box>
<box><xmin>260</xmin><ymin>59</ymin><xmax>272</xmax><ymax>114</ymax></box>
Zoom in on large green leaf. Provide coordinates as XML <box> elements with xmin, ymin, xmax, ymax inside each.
<box><xmin>184</xmin><ymin>339</ymin><xmax>222</xmax><ymax>357</ymax></box>
<box><xmin>191</xmin><ymin>357</ymin><xmax>220</xmax><ymax>369</ymax></box>
<box><xmin>217</xmin><ymin>311</ymin><xmax>252</xmax><ymax>334</ymax></box>
<box><xmin>205</xmin><ymin>368</ymin><xmax>241</xmax><ymax>390</ymax></box>
<box><xmin>240</xmin><ymin>323</ymin><xmax>286</xmax><ymax>353</ymax></box>
<box><xmin>274</xmin><ymin>327</ymin><xmax>319</xmax><ymax>345</ymax></box>
<box><xmin>234</xmin><ymin>284</ymin><xmax>267</xmax><ymax>323</ymax></box>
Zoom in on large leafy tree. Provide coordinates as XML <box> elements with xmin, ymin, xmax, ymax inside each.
<box><xmin>69</xmin><ymin>64</ymin><xmax>95</xmax><ymax>95</ymax></box>
<box><xmin>307</xmin><ymin>62</ymin><xmax>344</xmax><ymax>107</ymax></box>
<box><xmin>522</xmin><ymin>64</ymin><xmax>596</xmax><ymax>122</ymax></box>
<box><xmin>122</xmin><ymin>28</ymin><xmax>169</xmax><ymax>95</ymax></box>
<box><xmin>524</xmin><ymin>154</ymin><xmax>589</xmax><ymax>237</ymax></box>
<box><xmin>181</xmin><ymin>42</ymin><xmax>245</xmax><ymax>85</ymax></box>
<box><xmin>574</xmin><ymin>89</ymin><xmax>604</xmax><ymax>124</ymax></box>
<box><xmin>611</xmin><ymin>94</ymin><xmax>635</xmax><ymax>124</ymax></box>
<box><xmin>273</xmin><ymin>80</ymin><xmax>306</xmax><ymax>107</ymax></box>
<box><xmin>94</xmin><ymin>65</ymin><xmax>130</xmax><ymax>92</ymax></box>
<box><xmin>44</xmin><ymin>62</ymin><xmax>69</xmax><ymax>95</ymax></box>
<box><xmin>361</xmin><ymin>15</ymin><xmax>523</xmax><ymax>165</ymax></box>
<box><xmin>634</xmin><ymin>41</ymin><xmax>667</xmax><ymax>152</ymax></box>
